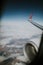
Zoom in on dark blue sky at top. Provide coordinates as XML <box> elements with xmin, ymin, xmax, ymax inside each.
<box><xmin>2</xmin><ymin>0</ymin><xmax>43</xmax><ymax>22</ymax></box>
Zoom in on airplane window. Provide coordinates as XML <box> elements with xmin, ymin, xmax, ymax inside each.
<box><xmin>1</xmin><ymin>0</ymin><xmax>43</xmax><ymax>65</ymax></box>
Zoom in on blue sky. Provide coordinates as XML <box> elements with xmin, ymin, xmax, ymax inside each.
<box><xmin>1</xmin><ymin>0</ymin><xmax>43</xmax><ymax>23</ymax></box>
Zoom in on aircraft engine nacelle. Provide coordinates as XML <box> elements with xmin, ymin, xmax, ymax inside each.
<box><xmin>23</xmin><ymin>41</ymin><xmax>38</xmax><ymax>63</ymax></box>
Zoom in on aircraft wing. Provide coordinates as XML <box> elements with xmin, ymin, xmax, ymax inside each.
<box><xmin>28</xmin><ymin>19</ymin><xmax>43</xmax><ymax>30</ymax></box>
<box><xmin>28</xmin><ymin>14</ymin><xmax>43</xmax><ymax>30</ymax></box>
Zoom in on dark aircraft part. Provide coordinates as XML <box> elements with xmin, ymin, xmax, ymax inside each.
<box><xmin>28</xmin><ymin>32</ymin><xmax>43</xmax><ymax>65</ymax></box>
<box><xmin>23</xmin><ymin>41</ymin><xmax>38</xmax><ymax>63</ymax></box>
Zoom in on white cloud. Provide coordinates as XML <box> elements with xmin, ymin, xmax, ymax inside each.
<box><xmin>1</xmin><ymin>19</ymin><xmax>42</xmax><ymax>47</ymax></box>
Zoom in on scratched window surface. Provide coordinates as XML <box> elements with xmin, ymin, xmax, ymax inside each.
<box><xmin>0</xmin><ymin>0</ymin><xmax>43</xmax><ymax>65</ymax></box>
